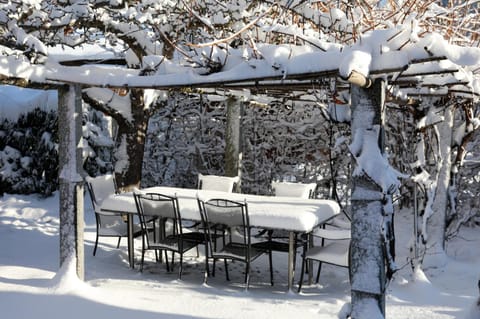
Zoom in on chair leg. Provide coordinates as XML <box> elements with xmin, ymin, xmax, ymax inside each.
<box><xmin>116</xmin><ymin>236</ymin><xmax>121</xmax><ymax>248</ymax></box>
<box><xmin>141</xmin><ymin>249</ymin><xmax>145</xmax><ymax>272</ymax></box>
<box><xmin>203</xmin><ymin>263</ymin><xmax>209</xmax><ymax>284</ymax></box>
<box><xmin>269</xmin><ymin>249</ymin><xmax>274</xmax><ymax>286</ymax></box>
<box><xmin>164</xmin><ymin>250</ymin><xmax>170</xmax><ymax>272</ymax></box>
<box><xmin>297</xmin><ymin>257</ymin><xmax>307</xmax><ymax>293</ymax></box>
<box><xmin>316</xmin><ymin>262</ymin><xmax>323</xmax><ymax>284</ymax></box>
<box><xmin>293</xmin><ymin>233</ymin><xmax>299</xmax><ymax>270</ymax></box>
<box><xmin>212</xmin><ymin>233</ymin><xmax>218</xmax><ymax>278</ymax></box>
<box><xmin>93</xmin><ymin>233</ymin><xmax>99</xmax><ymax>256</ymax></box>
<box><xmin>178</xmin><ymin>253</ymin><xmax>184</xmax><ymax>279</ymax></box>
<box><xmin>297</xmin><ymin>239</ymin><xmax>309</xmax><ymax>293</ymax></box>
<box><xmin>212</xmin><ymin>258</ymin><xmax>216</xmax><ymax>277</ymax></box>
<box><xmin>204</xmin><ymin>244</ymin><xmax>210</xmax><ymax>279</ymax></box>
<box><xmin>140</xmin><ymin>237</ymin><xmax>146</xmax><ymax>272</ymax></box>
<box><xmin>245</xmin><ymin>262</ymin><xmax>251</xmax><ymax>290</ymax></box>
<box><xmin>224</xmin><ymin>259</ymin><xmax>230</xmax><ymax>281</ymax></box>
<box><xmin>267</xmin><ymin>230</ymin><xmax>274</xmax><ymax>286</ymax></box>
<box><xmin>171</xmin><ymin>251</ymin><xmax>175</xmax><ymax>271</ymax></box>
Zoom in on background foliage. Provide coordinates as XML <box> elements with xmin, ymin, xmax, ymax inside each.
<box><xmin>0</xmin><ymin>108</ymin><xmax>58</xmax><ymax>196</ymax></box>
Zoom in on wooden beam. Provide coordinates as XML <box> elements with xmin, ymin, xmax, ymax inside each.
<box><xmin>397</xmin><ymin>69</ymin><xmax>459</xmax><ymax>78</ymax></box>
<box><xmin>59</xmin><ymin>58</ymin><xmax>127</xmax><ymax>66</ymax></box>
<box><xmin>344</xmin><ymin>70</ymin><xmax>372</xmax><ymax>88</ymax></box>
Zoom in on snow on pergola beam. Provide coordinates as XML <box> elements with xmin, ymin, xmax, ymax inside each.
<box><xmin>40</xmin><ymin>55</ymin><xmax>470</xmax><ymax>98</ymax></box>
<box><xmin>1</xmin><ymin>38</ymin><xmax>479</xmax><ymax>100</ymax></box>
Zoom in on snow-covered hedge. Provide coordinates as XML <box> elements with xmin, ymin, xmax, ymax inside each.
<box><xmin>0</xmin><ymin>108</ymin><xmax>58</xmax><ymax>196</ymax></box>
<box><xmin>142</xmin><ymin>93</ymin><xmax>228</xmax><ymax>189</ymax></box>
<box><xmin>142</xmin><ymin>92</ymin><xmax>351</xmax><ymax>201</ymax></box>
<box><xmin>0</xmin><ymin>105</ymin><xmax>115</xmax><ymax>196</ymax></box>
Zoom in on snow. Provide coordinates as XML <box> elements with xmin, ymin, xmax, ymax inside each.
<box><xmin>0</xmin><ymin>191</ymin><xmax>479</xmax><ymax>319</ymax></box>
<box><xmin>7</xmin><ymin>19</ymin><xmax>47</xmax><ymax>56</ymax></box>
<box><xmin>83</xmin><ymin>87</ymin><xmax>132</xmax><ymax>122</ymax></box>
<box><xmin>351</xmin><ymin>126</ymin><xmax>405</xmax><ymax>194</ymax></box>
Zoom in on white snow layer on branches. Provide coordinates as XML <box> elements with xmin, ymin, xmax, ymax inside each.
<box><xmin>83</xmin><ymin>87</ymin><xmax>132</xmax><ymax>123</ymax></box>
<box><xmin>0</xmin><ymin>5</ymin><xmax>479</xmax><ymax>133</ymax></box>
<box><xmin>114</xmin><ymin>135</ymin><xmax>129</xmax><ymax>175</ymax></box>
<box><xmin>7</xmin><ymin>20</ymin><xmax>47</xmax><ymax>57</ymax></box>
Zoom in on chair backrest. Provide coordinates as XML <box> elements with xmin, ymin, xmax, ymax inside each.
<box><xmin>271</xmin><ymin>181</ymin><xmax>317</xmax><ymax>199</ymax></box>
<box><xmin>134</xmin><ymin>192</ymin><xmax>182</xmax><ymax>241</ymax></box>
<box><xmin>202</xmin><ymin>198</ymin><xmax>247</xmax><ymax>228</ymax></box>
<box><xmin>198</xmin><ymin>173</ymin><xmax>240</xmax><ymax>193</ymax></box>
<box><xmin>134</xmin><ymin>192</ymin><xmax>180</xmax><ymax>219</ymax></box>
<box><xmin>200</xmin><ymin>199</ymin><xmax>250</xmax><ymax>249</ymax></box>
<box><xmin>85</xmin><ymin>174</ymin><xmax>117</xmax><ymax>212</ymax></box>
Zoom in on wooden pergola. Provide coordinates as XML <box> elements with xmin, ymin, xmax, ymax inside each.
<box><xmin>1</xmin><ymin>33</ymin><xmax>478</xmax><ymax>318</ymax></box>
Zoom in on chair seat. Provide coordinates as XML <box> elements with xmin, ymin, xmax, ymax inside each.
<box><xmin>147</xmin><ymin>234</ymin><xmax>199</xmax><ymax>253</ymax></box>
<box><xmin>252</xmin><ymin>228</ymin><xmax>304</xmax><ymax>252</ymax></box>
<box><xmin>181</xmin><ymin>231</ymin><xmax>206</xmax><ymax>243</ymax></box>
<box><xmin>252</xmin><ymin>240</ymin><xmax>297</xmax><ymax>253</ymax></box>
<box><xmin>97</xmin><ymin>222</ymin><xmax>141</xmax><ymax>237</ymax></box>
<box><xmin>97</xmin><ymin>223</ymin><xmax>128</xmax><ymax>236</ymax></box>
<box><xmin>213</xmin><ymin>243</ymin><xmax>264</xmax><ymax>261</ymax></box>
<box><xmin>305</xmin><ymin>241</ymin><xmax>349</xmax><ymax>267</ymax></box>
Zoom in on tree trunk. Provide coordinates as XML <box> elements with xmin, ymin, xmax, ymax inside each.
<box><xmin>350</xmin><ymin>79</ymin><xmax>386</xmax><ymax>318</ymax></box>
<box><xmin>422</xmin><ymin>105</ymin><xmax>453</xmax><ymax>268</ymax></box>
<box><xmin>113</xmin><ymin>89</ymin><xmax>149</xmax><ymax>191</ymax></box>
<box><xmin>225</xmin><ymin>96</ymin><xmax>242</xmax><ymax>187</ymax></box>
<box><xmin>58</xmin><ymin>84</ymin><xmax>84</xmax><ymax>280</ymax></box>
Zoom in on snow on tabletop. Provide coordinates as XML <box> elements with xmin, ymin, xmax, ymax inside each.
<box><xmin>101</xmin><ymin>187</ymin><xmax>340</xmax><ymax>232</ymax></box>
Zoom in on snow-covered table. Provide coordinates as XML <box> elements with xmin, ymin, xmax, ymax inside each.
<box><xmin>100</xmin><ymin>186</ymin><xmax>340</xmax><ymax>290</ymax></box>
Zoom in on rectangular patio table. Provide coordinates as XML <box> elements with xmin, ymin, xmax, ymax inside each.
<box><xmin>100</xmin><ymin>186</ymin><xmax>340</xmax><ymax>290</ymax></box>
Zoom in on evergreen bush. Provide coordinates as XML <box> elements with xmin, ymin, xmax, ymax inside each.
<box><xmin>0</xmin><ymin>104</ymin><xmax>116</xmax><ymax>196</ymax></box>
<box><xmin>0</xmin><ymin>108</ymin><xmax>58</xmax><ymax>196</ymax></box>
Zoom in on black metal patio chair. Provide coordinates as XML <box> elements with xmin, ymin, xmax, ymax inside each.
<box><xmin>199</xmin><ymin>198</ymin><xmax>272</xmax><ymax>289</ymax></box>
<box><xmin>133</xmin><ymin>191</ymin><xmax>202</xmax><ymax>279</ymax></box>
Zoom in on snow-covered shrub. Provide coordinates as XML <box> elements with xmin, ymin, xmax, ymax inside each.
<box><xmin>0</xmin><ymin>108</ymin><xmax>58</xmax><ymax>196</ymax></box>
<box><xmin>0</xmin><ymin>104</ymin><xmax>115</xmax><ymax>196</ymax></box>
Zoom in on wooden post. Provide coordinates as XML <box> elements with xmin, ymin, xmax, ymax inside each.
<box><xmin>350</xmin><ymin>79</ymin><xmax>387</xmax><ymax>318</ymax></box>
<box><xmin>58</xmin><ymin>84</ymin><xmax>84</xmax><ymax>280</ymax></box>
<box><xmin>225</xmin><ymin>96</ymin><xmax>242</xmax><ymax>186</ymax></box>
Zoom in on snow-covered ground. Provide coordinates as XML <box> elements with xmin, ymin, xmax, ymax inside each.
<box><xmin>0</xmin><ymin>191</ymin><xmax>479</xmax><ymax>319</ymax></box>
